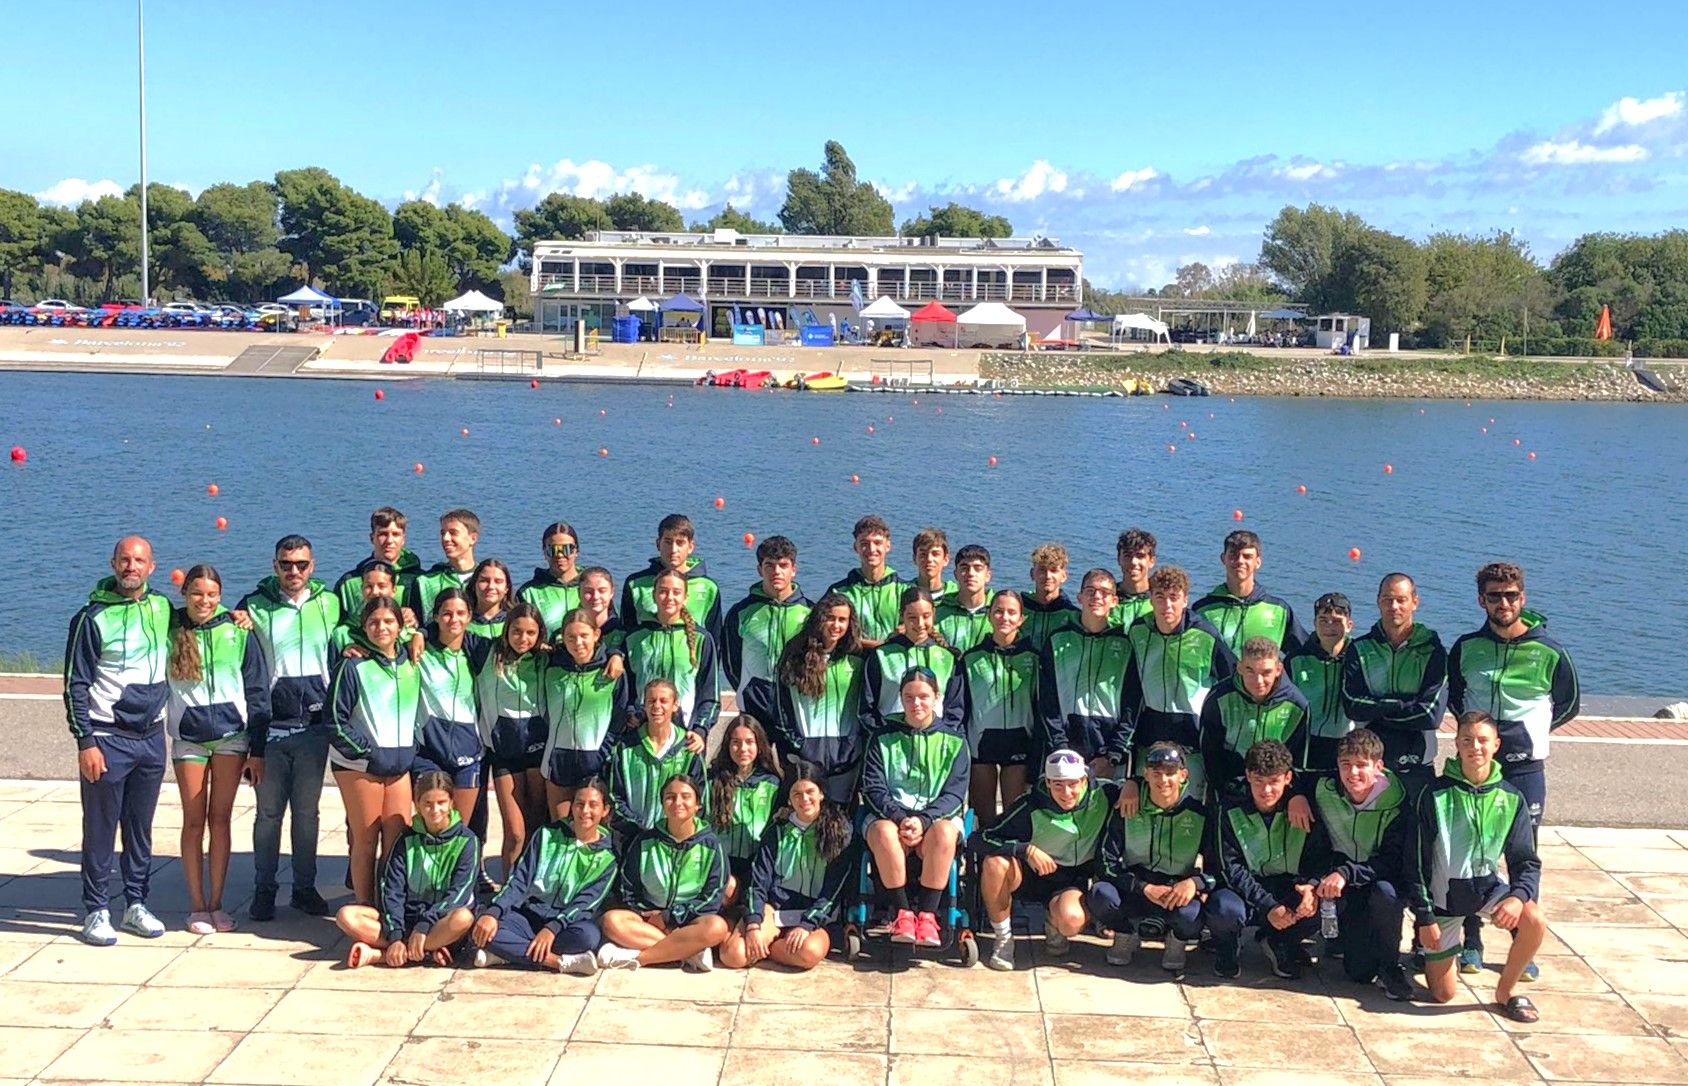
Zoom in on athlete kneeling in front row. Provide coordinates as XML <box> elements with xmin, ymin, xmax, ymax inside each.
<box><xmin>1412</xmin><ymin>711</ymin><xmax>1546</xmax><ymax>1023</ymax></box>
<box><xmin>1089</xmin><ymin>742</ymin><xmax>1214</xmax><ymax>977</ymax></box>
<box><xmin>979</xmin><ymin>749</ymin><xmax>1116</xmax><ymax>971</ymax></box>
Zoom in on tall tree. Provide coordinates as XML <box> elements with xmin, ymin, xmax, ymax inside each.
<box><xmin>441</xmin><ymin>204</ymin><xmax>512</xmax><ymax>288</ymax></box>
<box><xmin>1334</xmin><ymin>228</ymin><xmax>1429</xmax><ymax>334</ymax></box>
<box><xmin>512</xmin><ymin>193</ymin><xmax>613</xmax><ymax>264</ymax></box>
<box><xmin>274</xmin><ymin>168</ymin><xmax>396</xmax><ymax>297</ymax></box>
<box><xmin>69</xmin><ymin>194</ymin><xmax>141</xmax><ymax>298</ymax></box>
<box><xmin>1420</xmin><ymin>232</ymin><xmax>1548</xmax><ymax>348</ymax></box>
<box><xmin>0</xmin><ymin>188</ymin><xmax>42</xmax><ymax>298</ymax></box>
<box><xmin>390</xmin><ymin>247</ymin><xmax>455</xmax><ymax>306</ymax></box>
<box><xmin>900</xmin><ymin>202</ymin><xmax>1012</xmax><ymax>239</ymax></box>
<box><xmin>689</xmin><ymin>204</ymin><xmax>781</xmax><ymax>234</ymax></box>
<box><xmin>195</xmin><ymin>181</ymin><xmax>290</xmax><ymax>302</ymax></box>
<box><xmin>1259</xmin><ymin>203</ymin><xmax>1367</xmax><ymax>308</ymax></box>
<box><xmin>603</xmin><ymin>193</ymin><xmax>684</xmax><ymax>232</ymax></box>
<box><xmin>778</xmin><ymin>141</ymin><xmax>894</xmax><ymax>235</ymax></box>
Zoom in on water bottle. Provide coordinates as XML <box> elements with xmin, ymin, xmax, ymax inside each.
<box><xmin>1319</xmin><ymin>899</ymin><xmax>1339</xmax><ymax>939</ymax></box>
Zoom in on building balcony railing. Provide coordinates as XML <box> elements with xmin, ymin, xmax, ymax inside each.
<box><xmin>536</xmin><ymin>273</ymin><xmax>1077</xmax><ymax>305</ymax></box>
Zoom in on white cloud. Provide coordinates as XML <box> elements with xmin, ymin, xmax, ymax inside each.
<box><xmin>1183</xmin><ymin>225</ymin><xmax>1211</xmax><ymax>236</ymax></box>
<box><xmin>993</xmin><ymin>160</ymin><xmax>1067</xmax><ymax>202</ymax></box>
<box><xmin>1520</xmin><ymin>139</ymin><xmax>1650</xmax><ymax>165</ymax></box>
<box><xmin>1594</xmin><ymin>91</ymin><xmax>1684</xmax><ymax>134</ymax></box>
<box><xmin>511</xmin><ymin>158</ymin><xmax>712</xmax><ymax>210</ymax></box>
<box><xmin>1109</xmin><ymin>167</ymin><xmax>1160</xmax><ymax>192</ymax></box>
<box><xmin>34</xmin><ymin>177</ymin><xmax>124</xmax><ymax>205</ymax></box>
<box><xmin>1279</xmin><ymin>161</ymin><xmax>1338</xmax><ymax>181</ymax></box>
<box><xmin>872</xmin><ymin>180</ymin><xmax>918</xmax><ymax>204</ymax></box>
<box><xmin>402</xmin><ymin>167</ymin><xmax>444</xmax><ymax>206</ymax></box>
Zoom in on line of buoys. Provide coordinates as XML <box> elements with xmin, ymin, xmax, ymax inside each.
<box><xmin>215</xmin><ymin>516</ymin><xmax>228</xmax><ymax>531</ymax></box>
<box><xmin>1349</xmin><ymin>547</ymin><xmax>1362</xmax><ymax>561</ymax></box>
<box><xmin>170</xmin><ymin>568</ymin><xmax>185</xmax><ymax>586</ymax></box>
<box><xmin>374</xmin><ymin>389</ymin><xmax>384</xmax><ymax>401</ymax></box>
<box><xmin>8</xmin><ymin>446</ymin><xmax>24</xmax><ymax>462</ymax></box>
<box><xmin>206</xmin><ymin>483</ymin><xmax>219</xmax><ymax>496</ymax></box>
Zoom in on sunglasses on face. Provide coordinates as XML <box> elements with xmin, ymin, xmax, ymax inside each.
<box><xmin>275</xmin><ymin>560</ymin><xmax>310</xmax><ymax>572</ymax></box>
<box><xmin>547</xmin><ymin>543</ymin><xmax>578</xmax><ymax>557</ymax></box>
<box><xmin>1483</xmin><ymin>590</ymin><xmax>1522</xmax><ymax>603</ymax></box>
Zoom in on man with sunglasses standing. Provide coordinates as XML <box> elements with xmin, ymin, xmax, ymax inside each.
<box><xmin>237</xmin><ymin>535</ymin><xmax>342</xmax><ymax>921</ymax></box>
<box><xmin>1447</xmin><ymin>561</ymin><xmax>1579</xmax><ymax>980</ymax></box>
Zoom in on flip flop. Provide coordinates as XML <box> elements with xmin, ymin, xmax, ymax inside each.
<box><xmin>1495</xmin><ymin>995</ymin><xmax>1539</xmax><ymax>1023</ymax></box>
<box><xmin>345</xmin><ymin>943</ymin><xmax>380</xmax><ymax>969</ymax></box>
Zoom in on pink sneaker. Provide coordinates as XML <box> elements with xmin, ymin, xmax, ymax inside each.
<box><xmin>889</xmin><ymin>909</ymin><xmax>918</xmax><ymax>943</ymax></box>
<box><xmin>914</xmin><ymin>912</ymin><xmax>942</xmax><ymax>948</ymax></box>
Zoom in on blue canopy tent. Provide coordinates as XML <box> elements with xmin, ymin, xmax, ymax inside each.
<box><xmin>1061</xmin><ymin>306</ymin><xmax>1109</xmax><ymax>347</ymax></box>
<box><xmin>659</xmin><ymin>292</ymin><xmax>706</xmax><ymax>338</ymax></box>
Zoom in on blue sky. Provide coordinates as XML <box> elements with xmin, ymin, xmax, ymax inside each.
<box><xmin>7</xmin><ymin>0</ymin><xmax>1687</xmax><ymax>288</ymax></box>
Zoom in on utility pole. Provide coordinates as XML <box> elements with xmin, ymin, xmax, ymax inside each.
<box><xmin>137</xmin><ymin>0</ymin><xmax>150</xmax><ymax>304</ymax></box>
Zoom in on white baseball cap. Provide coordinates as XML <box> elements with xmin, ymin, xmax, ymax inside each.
<box><xmin>1043</xmin><ymin>749</ymin><xmax>1086</xmax><ymax>782</ymax></box>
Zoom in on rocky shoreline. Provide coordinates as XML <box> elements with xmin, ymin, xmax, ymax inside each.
<box><xmin>980</xmin><ymin>351</ymin><xmax>1686</xmax><ymax>402</ymax></box>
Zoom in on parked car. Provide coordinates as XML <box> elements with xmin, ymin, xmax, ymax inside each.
<box><xmin>0</xmin><ymin>299</ymin><xmax>26</xmax><ymax>313</ymax></box>
<box><xmin>33</xmin><ymin>298</ymin><xmax>80</xmax><ymax>312</ymax></box>
<box><xmin>161</xmin><ymin>301</ymin><xmax>200</xmax><ymax>316</ymax></box>
<box><xmin>256</xmin><ymin>303</ymin><xmax>290</xmax><ymax>316</ymax></box>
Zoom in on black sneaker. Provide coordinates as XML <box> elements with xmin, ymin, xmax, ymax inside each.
<box><xmin>249</xmin><ymin>890</ymin><xmax>277</xmax><ymax>922</ymax></box>
<box><xmin>1263</xmin><ymin>940</ymin><xmax>1303</xmax><ymax>980</ymax></box>
<box><xmin>1379</xmin><ymin>964</ymin><xmax>1415</xmax><ymax>1002</ymax></box>
<box><xmin>290</xmin><ymin>888</ymin><xmax>331</xmax><ymax>917</ymax></box>
<box><xmin>1213</xmin><ymin>947</ymin><xmax>1241</xmax><ymax>979</ymax></box>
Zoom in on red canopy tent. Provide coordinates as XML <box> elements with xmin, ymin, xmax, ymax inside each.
<box><xmin>910</xmin><ymin>301</ymin><xmax>958</xmax><ymax>346</ymax></box>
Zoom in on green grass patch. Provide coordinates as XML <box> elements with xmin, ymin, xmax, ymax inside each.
<box><xmin>0</xmin><ymin>650</ymin><xmax>62</xmax><ymax>673</ymax></box>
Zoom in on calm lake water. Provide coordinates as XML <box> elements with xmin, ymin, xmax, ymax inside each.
<box><xmin>2</xmin><ymin>372</ymin><xmax>1682</xmax><ymax>696</ymax></box>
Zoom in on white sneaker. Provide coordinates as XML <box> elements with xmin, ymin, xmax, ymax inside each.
<box><xmin>1044</xmin><ymin>919</ymin><xmax>1070</xmax><ymax>957</ymax></box>
<box><xmin>79</xmin><ymin>908</ymin><xmax>118</xmax><ymax>946</ymax></box>
<box><xmin>121</xmin><ymin>903</ymin><xmax>165</xmax><ymax>939</ymax></box>
<box><xmin>470</xmin><ymin>948</ymin><xmax>493</xmax><ymax>968</ymax></box>
<box><xmin>987</xmin><ymin>933</ymin><xmax>1015</xmax><ymax>971</ymax></box>
<box><xmin>1106</xmin><ymin>931</ymin><xmax>1139</xmax><ymax>966</ymax></box>
<box><xmin>596</xmin><ymin>943</ymin><xmax>642</xmax><ymax>970</ymax></box>
<box><xmin>683</xmin><ymin>945</ymin><xmax>714</xmax><ymax>973</ymax></box>
<box><xmin>555</xmin><ymin>951</ymin><xmax>600</xmax><ymax>976</ymax></box>
<box><xmin>1161</xmin><ymin>939</ymin><xmax>1188</xmax><ymax>974</ymax></box>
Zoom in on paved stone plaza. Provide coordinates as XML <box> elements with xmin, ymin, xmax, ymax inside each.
<box><xmin>3</xmin><ymin>778</ymin><xmax>1688</xmax><ymax>1086</ymax></box>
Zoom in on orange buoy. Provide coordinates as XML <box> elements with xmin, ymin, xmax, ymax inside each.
<box><xmin>206</xmin><ymin>483</ymin><xmax>219</xmax><ymax>496</ymax></box>
<box><xmin>887</xmin><ymin>416</ymin><xmax>894</xmax><ymax>423</ymax></box>
<box><xmin>1349</xmin><ymin>547</ymin><xmax>1362</xmax><ymax>561</ymax></box>
<box><xmin>169</xmin><ymin>568</ymin><xmax>186</xmax><ymax>586</ymax></box>
<box><xmin>8</xmin><ymin>446</ymin><xmax>25</xmax><ymax>462</ymax></box>
<box><xmin>1296</xmin><ymin>485</ymin><xmax>1307</xmax><ymax>494</ymax></box>
<box><xmin>1512</xmin><ymin>438</ymin><xmax>1521</xmax><ymax>446</ymax></box>
<box><xmin>1488</xmin><ymin>417</ymin><xmax>1496</xmax><ymax>424</ymax></box>
<box><xmin>1527</xmin><ymin>451</ymin><xmax>1537</xmax><ymax>460</ymax></box>
<box><xmin>1232</xmin><ymin>509</ymin><xmax>1244</xmax><ymax>521</ymax></box>
<box><xmin>413</xmin><ymin>463</ymin><xmax>424</xmax><ymax>474</ymax></box>
<box><xmin>1184</xmin><ymin>432</ymin><xmax>1196</xmax><ymax>440</ymax></box>
<box><xmin>811</xmin><ymin>436</ymin><xmax>821</xmax><ymax>445</ymax></box>
<box><xmin>850</xmin><ymin>474</ymin><xmax>860</xmax><ymax>484</ymax></box>
<box><xmin>530</xmin><ymin>379</ymin><xmax>539</xmax><ymax>389</ymax></box>
<box><xmin>598</xmin><ymin>447</ymin><xmax>609</xmax><ymax>457</ymax></box>
<box><xmin>1481</xmin><ymin>427</ymin><xmax>1488</xmax><ymax>434</ymax></box>
<box><xmin>742</xmin><ymin>532</ymin><xmax>755</xmax><ymax>547</ymax></box>
<box><xmin>553</xmin><ymin>418</ymin><xmax>562</xmax><ymax>425</ymax></box>
<box><xmin>912</xmin><ymin>398</ymin><xmax>920</xmax><ymax>406</ymax></box>
<box><xmin>599</xmin><ymin>409</ymin><xmax>607</xmax><ymax>416</ymax></box>
<box><xmin>1179</xmin><ymin>420</ymin><xmax>1187</xmax><ymax>428</ymax></box>
<box><xmin>461</xmin><ymin>428</ymin><xmax>470</xmax><ymax>437</ymax></box>
<box><xmin>714</xmin><ymin>497</ymin><xmax>725</xmax><ymax>509</ymax></box>
<box><xmin>988</xmin><ymin>456</ymin><xmax>998</xmax><ymax>467</ymax></box>
<box><xmin>1383</xmin><ymin>464</ymin><xmax>1393</xmax><ymax>474</ymax></box>
<box><xmin>1167</xmin><ymin>444</ymin><xmax>1177</xmax><ymax>454</ymax></box>
<box><xmin>867</xmin><ymin>425</ymin><xmax>875</xmax><ymax>434</ymax></box>
<box><xmin>215</xmin><ymin>516</ymin><xmax>228</xmax><ymax>531</ymax></box>
<box><xmin>374</xmin><ymin>389</ymin><xmax>384</xmax><ymax>401</ymax></box>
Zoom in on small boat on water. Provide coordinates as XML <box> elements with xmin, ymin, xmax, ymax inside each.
<box><xmin>695</xmin><ymin>369</ymin><xmax>775</xmax><ymax>388</ymax></box>
<box><xmin>781</xmin><ymin>371</ymin><xmax>848</xmax><ymax>391</ymax></box>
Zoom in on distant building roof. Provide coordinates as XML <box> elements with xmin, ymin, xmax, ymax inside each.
<box><xmin>541</xmin><ymin>229</ymin><xmax>1079</xmax><ymax>256</ymax></box>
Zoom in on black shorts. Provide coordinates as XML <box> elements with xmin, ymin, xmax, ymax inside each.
<box><xmin>543</xmin><ymin>747</ymin><xmax>609</xmax><ymax>789</ymax></box>
<box><xmin>974</xmin><ymin>729</ymin><xmax>1032</xmax><ymax>767</ymax></box>
<box><xmin>411</xmin><ymin>753</ymin><xmax>479</xmax><ymax>790</ymax></box>
<box><xmin>490</xmin><ymin>750</ymin><xmax>543</xmax><ymax>777</ymax></box>
<box><xmin>1016</xmin><ymin>862</ymin><xmax>1089</xmax><ymax>903</ymax></box>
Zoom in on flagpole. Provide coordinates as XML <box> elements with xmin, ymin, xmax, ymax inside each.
<box><xmin>137</xmin><ymin>0</ymin><xmax>150</xmax><ymax>305</ymax></box>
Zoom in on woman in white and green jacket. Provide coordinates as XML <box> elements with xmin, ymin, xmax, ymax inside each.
<box><xmin>167</xmin><ymin>565</ymin><xmax>270</xmax><ymax>935</ymax></box>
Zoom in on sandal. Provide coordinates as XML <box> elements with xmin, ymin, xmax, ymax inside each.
<box><xmin>345</xmin><ymin>942</ymin><xmax>381</xmax><ymax>969</ymax></box>
<box><xmin>1495</xmin><ymin>995</ymin><xmax>1540</xmax><ymax>1024</ymax></box>
<box><xmin>186</xmin><ymin>911</ymin><xmax>215</xmax><ymax>935</ymax></box>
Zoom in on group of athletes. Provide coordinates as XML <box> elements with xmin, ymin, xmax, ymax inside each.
<box><xmin>64</xmin><ymin>505</ymin><xmax>1578</xmax><ymax>1022</ymax></box>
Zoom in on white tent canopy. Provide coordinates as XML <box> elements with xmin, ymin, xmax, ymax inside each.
<box><xmin>1113</xmin><ymin>312</ymin><xmax>1170</xmax><ymax>341</ymax></box>
<box><xmin>276</xmin><ymin>284</ymin><xmax>335</xmax><ymax>305</ymax></box>
<box><xmin>860</xmin><ymin>296</ymin><xmax>912</xmax><ymax>320</ymax></box>
<box><xmin>442</xmin><ymin>289</ymin><xmax>504</xmax><ymax>313</ymax></box>
<box><xmin>955</xmin><ymin>301</ymin><xmax>1026</xmax><ymax>328</ymax></box>
<box><xmin>625</xmin><ymin>296</ymin><xmax>658</xmax><ymax>312</ymax></box>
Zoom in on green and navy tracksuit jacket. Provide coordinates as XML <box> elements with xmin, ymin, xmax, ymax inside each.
<box><xmin>64</xmin><ymin>578</ymin><xmax>172</xmax><ymax>750</ymax></box>
<box><xmin>625</xmin><ymin>619</ymin><xmax>720</xmax><ymax>742</ymax></box>
<box><xmin>1039</xmin><ymin>623</ymin><xmax>1135</xmax><ymax>765</ymax></box>
<box><xmin>165</xmin><ymin>609</ymin><xmax>272</xmax><ymax>748</ymax></box>
<box><xmin>621</xmin><ymin>556</ymin><xmax>724</xmax><ymax>645</ymax></box>
<box><xmin>467</xmin><ymin>610</ymin><xmax>507</xmax><ymax>640</ymax></box>
<box><xmin>332</xmin><ymin>550</ymin><xmax>421</xmax><ymax>623</ymax></box>
<box><xmin>1218</xmin><ymin>790</ymin><xmax>1329</xmax><ymax>916</ymax></box>
<box><xmin>1098</xmin><ymin>781</ymin><xmax>1216</xmax><ymax>894</ymax></box>
<box><xmin>1287</xmin><ymin>637</ymin><xmax>1354</xmax><ymax>770</ymax></box>
<box><xmin>1340</xmin><ymin>623</ymin><xmax>1448</xmax><ymax>780</ymax></box>
<box><xmin>1409</xmin><ymin>758</ymin><xmax>1540</xmax><ymax>924</ymax></box>
<box><xmin>862</xmin><ymin>635</ymin><xmax>964</xmax><ymax>734</ymax></box>
<box><xmin>236</xmin><ymin>575</ymin><xmax>342</xmax><ymax>754</ymax></box>
<box><xmin>1200</xmin><ymin>672</ymin><xmax>1312</xmax><ymax>789</ymax></box>
<box><xmin>746</xmin><ymin>812</ymin><xmax>855</xmax><ymax>930</ymax></box>
<box><xmin>480</xmin><ymin>821</ymin><xmax>617</xmax><ymax>933</ymax></box>
<box><xmin>415</xmin><ymin>629</ymin><xmax>484</xmax><ymax>774</ymax></box>
<box><xmin>722</xmin><ymin>584</ymin><xmax>812</xmax><ymax>727</ymax></box>
<box><xmin>715</xmin><ymin>771</ymin><xmax>782</xmax><ymax>865</ymax></box>
<box><xmin>378</xmin><ymin>811</ymin><xmax>479</xmax><ymax>942</ymax></box>
<box><xmin>617</xmin><ymin>818</ymin><xmax>728</xmax><ymax>926</ymax></box>
<box><xmin>1447</xmin><ymin>611</ymin><xmax>1579</xmax><ymax>774</ymax></box>
<box><xmin>1308</xmin><ymin>770</ymin><xmax>1408</xmax><ymax>889</ymax></box>
<box><xmin>984</xmin><ymin>777</ymin><xmax>1117</xmax><ymax>876</ymax></box>
<box><xmin>1019</xmin><ymin>592</ymin><xmax>1081</xmax><ymax>655</ymax></box>
<box><xmin>327</xmin><ymin>641</ymin><xmax>421</xmax><ymax>776</ymax></box>
<box><xmin>516</xmin><ymin>568</ymin><xmax>583</xmax><ymax>635</ymax></box>
<box><xmin>608</xmin><ymin>727</ymin><xmax>707</xmax><ymax>836</ymax></box>
<box><xmin>1108</xmin><ymin>591</ymin><xmax>1153</xmax><ymax>633</ymax></box>
<box><xmin>1194</xmin><ymin>583</ymin><xmax>1306</xmax><ymax>657</ymax></box>
<box><xmin>1121</xmin><ymin>611</ymin><xmax>1236</xmax><ymax>765</ymax></box>
<box><xmin>935</xmin><ymin>593</ymin><xmax>995</xmax><ymax>654</ymax></box>
<box><xmin>824</xmin><ymin>566</ymin><xmax>903</xmax><ymax>644</ymax></box>
<box><xmin>860</xmin><ymin>714</ymin><xmax>969</xmax><ymax>830</ymax></box>
<box><xmin>541</xmin><ymin>644</ymin><xmax>632</xmax><ymax>785</ymax></box>
<box><xmin>407</xmin><ymin>562</ymin><xmax>475</xmax><ymax>626</ymax></box>
<box><xmin>471</xmin><ymin>644</ymin><xmax>547</xmax><ymax>764</ymax></box>
<box><xmin>772</xmin><ymin>652</ymin><xmax>866</xmax><ymax>784</ymax></box>
<box><xmin>960</xmin><ymin>638</ymin><xmax>1041</xmax><ymax>760</ymax></box>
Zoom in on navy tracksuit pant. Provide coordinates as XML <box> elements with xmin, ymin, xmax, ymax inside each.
<box><xmin>80</xmin><ymin>731</ymin><xmax>166</xmax><ymax>914</ymax></box>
